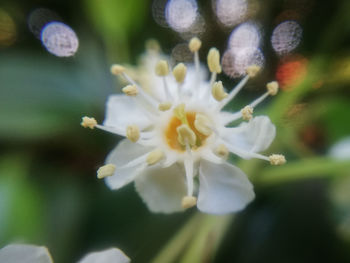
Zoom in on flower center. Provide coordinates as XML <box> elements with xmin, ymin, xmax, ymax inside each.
<box><xmin>165</xmin><ymin>111</ymin><xmax>209</xmax><ymax>152</ymax></box>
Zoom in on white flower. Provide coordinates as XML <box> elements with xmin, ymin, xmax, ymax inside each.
<box><xmin>82</xmin><ymin>38</ymin><xmax>285</xmax><ymax>215</ymax></box>
<box><xmin>0</xmin><ymin>244</ymin><xmax>130</xmax><ymax>263</ymax></box>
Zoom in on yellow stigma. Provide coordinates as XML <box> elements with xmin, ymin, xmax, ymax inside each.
<box><xmin>81</xmin><ymin>116</ymin><xmax>97</xmax><ymax>129</ymax></box>
<box><xmin>110</xmin><ymin>64</ymin><xmax>125</xmax><ymax>75</ymax></box>
<box><xmin>207</xmin><ymin>48</ymin><xmax>222</xmax><ymax>74</ymax></box>
<box><xmin>269</xmin><ymin>154</ymin><xmax>286</xmax><ymax>165</ymax></box>
<box><xmin>188</xmin><ymin>37</ymin><xmax>202</xmax><ymax>52</ymax></box>
<box><xmin>182</xmin><ymin>196</ymin><xmax>197</xmax><ymax>209</ymax></box>
<box><xmin>146</xmin><ymin>149</ymin><xmax>164</xmax><ymax>165</ymax></box>
<box><xmin>126</xmin><ymin>125</ymin><xmax>140</xmax><ymax>142</ymax></box>
<box><xmin>158</xmin><ymin>102</ymin><xmax>172</xmax><ymax>111</ymax></box>
<box><xmin>241</xmin><ymin>105</ymin><xmax>254</xmax><ymax>121</ymax></box>
<box><xmin>267</xmin><ymin>81</ymin><xmax>279</xmax><ymax>95</ymax></box>
<box><xmin>122</xmin><ymin>85</ymin><xmax>138</xmax><ymax>96</ymax></box>
<box><xmin>215</xmin><ymin>144</ymin><xmax>229</xmax><ymax>160</ymax></box>
<box><xmin>97</xmin><ymin>164</ymin><xmax>116</xmax><ymax>179</ymax></box>
<box><xmin>173</xmin><ymin>104</ymin><xmax>188</xmax><ymax>125</ymax></box>
<box><xmin>246</xmin><ymin>65</ymin><xmax>261</xmax><ymax>77</ymax></box>
<box><xmin>212</xmin><ymin>81</ymin><xmax>228</xmax><ymax>101</ymax></box>
<box><xmin>194</xmin><ymin>113</ymin><xmax>212</xmax><ymax>136</ymax></box>
<box><xmin>173</xmin><ymin>63</ymin><xmax>187</xmax><ymax>83</ymax></box>
<box><xmin>155</xmin><ymin>60</ymin><xmax>169</xmax><ymax>76</ymax></box>
<box><xmin>177</xmin><ymin>124</ymin><xmax>197</xmax><ymax>147</ymax></box>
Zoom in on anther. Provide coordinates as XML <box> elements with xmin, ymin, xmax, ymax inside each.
<box><xmin>173</xmin><ymin>63</ymin><xmax>187</xmax><ymax>83</ymax></box>
<box><xmin>215</xmin><ymin>144</ymin><xmax>229</xmax><ymax>160</ymax></box>
<box><xmin>155</xmin><ymin>60</ymin><xmax>169</xmax><ymax>76</ymax></box>
<box><xmin>110</xmin><ymin>64</ymin><xmax>126</xmax><ymax>75</ymax></box>
<box><xmin>81</xmin><ymin>116</ymin><xmax>97</xmax><ymax>129</ymax></box>
<box><xmin>158</xmin><ymin>102</ymin><xmax>172</xmax><ymax>111</ymax></box>
<box><xmin>182</xmin><ymin>196</ymin><xmax>197</xmax><ymax>209</ymax></box>
<box><xmin>267</xmin><ymin>81</ymin><xmax>279</xmax><ymax>96</ymax></box>
<box><xmin>241</xmin><ymin>105</ymin><xmax>254</xmax><ymax>121</ymax></box>
<box><xmin>122</xmin><ymin>85</ymin><xmax>138</xmax><ymax>96</ymax></box>
<box><xmin>246</xmin><ymin>65</ymin><xmax>261</xmax><ymax>78</ymax></box>
<box><xmin>97</xmin><ymin>164</ymin><xmax>116</xmax><ymax>179</ymax></box>
<box><xmin>207</xmin><ymin>48</ymin><xmax>222</xmax><ymax>74</ymax></box>
<box><xmin>269</xmin><ymin>154</ymin><xmax>286</xmax><ymax>165</ymax></box>
<box><xmin>146</xmin><ymin>149</ymin><xmax>164</xmax><ymax>165</ymax></box>
<box><xmin>145</xmin><ymin>39</ymin><xmax>161</xmax><ymax>52</ymax></box>
<box><xmin>189</xmin><ymin>37</ymin><xmax>202</xmax><ymax>53</ymax></box>
<box><xmin>126</xmin><ymin>125</ymin><xmax>140</xmax><ymax>142</ymax></box>
<box><xmin>194</xmin><ymin>113</ymin><xmax>212</xmax><ymax>136</ymax></box>
<box><xmin>212</xmin><ymin>81</ymin><xmax>228</xmax><ymax>101</ymax></box>
<box><xmin>177</xmin><ymin>124</ymin><xmax>196</xmax><ymax>146</ymax></box>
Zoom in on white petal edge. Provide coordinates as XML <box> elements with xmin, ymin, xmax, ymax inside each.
<box><xmin>105</xmin><ymin>139</ymin><xmax>154</xmax><ymax>190</ymax></box>
<box><xmin>134</xmin><ymin>164</ymin><xmax>187</xmax><ymax>213</ymax></box>
<box><xmin>197</xmin><ymin>160</ymin><xmax>255</xmax><ymax>214</ymax></box>
<box><xmin>0</xmin><ymin>244</ymin><xmax>53</xmax><ymax>263</ymax></box>
<box><xmin>223</xmin><ymin>116</ymin><xmax>276</xmax><ymax>157</ymax></box>
<box><xmin>78</xmin><ymin>248</ymin><xmax>130</xmax><ymax>263</ymax></box>
<box><xmin>103</xmin><ymin>95</ymin><xmax>152</xmax><ymax>130</ymax></box>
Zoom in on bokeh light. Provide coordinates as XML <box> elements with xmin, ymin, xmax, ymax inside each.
<box><xmin>41</xmin><ymin>22</ymin><xmax>79</xmax><ymax>57</ymax></box>
<box><xmin>222</xmin><ymin>48</ymin><xmax>265</xmax><ymax>78</ymax></box>
<box><xmin>0</xmin><ymin>9</ymin><xmax>16</xmax><ymax>47</ymax></box>
<box><xmin>228</xmin><ymin>21</ymin><xmax>261</xmax><ymax>51</ymax></box>
<box><xmin>171</xmin><ymin>43</ymin><xmax>193</xmax><ymax>63</ymax></box>
<box><xmin>271</xmin><ymin>20</ymin><xmax>302</xmax><ymax>55</ymax></box>
<box><xmin>165</xmin><ymin>0</ymin><xmax>198</xmax><ymax>32</ymax></box>
<box><xmin>28</xmin><ymin>8</ymin><xmax>62</xmax><ymax>39</ymax></box>
<box><xmin>214</xmin><ymin>0</ymin><xmax>248</xmax><ymax>27</ymax></box>
<box><xmin>152</xmin><ymin>0</ymin><xmax>169</xmax><ymax>28</ymax></box>
<box><xmin>275</xmin><ymin>55</ymin><xmax>308</xmax><ymax>90</ymax></box>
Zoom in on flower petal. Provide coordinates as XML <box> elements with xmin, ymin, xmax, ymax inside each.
<box><xmin>223</xmin><ymin>116</ymin><xmax>276</xmax><ymax>157</ymax></box>
<box><xmin>134</xmin><ymin>164</ymin><xmax>187</xmax><ymax>213</ymax></box>
<box><xmin>103</xmin><ymin>95</ymin><xmax>152</xmax><ymax>130</ymax></box>
<box><xmin>105</xmin><ymin>139</ymin><xmax>153</xmax><ymax>190</ymax></box>
<box><xmin>0</xmin><ymin>244</ymin><xmax>53</xmax><ymax>263</ymax></box>
<box><xmin>78</xmin><ymin>248</ymin><xmax>130</xmax><ymax>263</ymax></box>
<box><xmin>197</xmin><ymin>160</ymin><xmax>255</xmax><ymax>214</ymax></box>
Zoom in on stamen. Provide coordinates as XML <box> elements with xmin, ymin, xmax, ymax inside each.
<box><xmin>173</xmin><ymin>63</ymin><xmax>187</xmax><ymax>83</ymax></box>
<box><xmin>146</xmin><ymin>149</ymin><xmax>164</xmax><ymax>165</ymax></box>
<box><xmin>97</xmin><ymin>164</ymin><xmax>116</xmax><ymax>179</ymax></box>
<box><xmin>246</xmin><ymin>65</ymin><xmax>261</xmax><ymax>78</ymax></box>
<box><xmin>241</xmin><ymin>105</ymin><xmax>254</xmax><ymax>121</ymax></box>
<box><xmin>158</xmin><ymin>102</ymin><xmax>172</xmax><ymax>111</ymax></box>
<box><xmin>126</xmin><ymin>125</ymin><xmax>140</xmax><ymax>142</ymax></box>
<box><xmin>194</xmin><ymin>113</ymin><xmax>212</xmax><ymax>136</ymax></box>
<box><xmin>111</xmin><ymin>66</ymin><xmax>159</xmax><ymax>109</ymax></box>
<box><xmin>189</xmin><ymin>37</ymin><xmax>201</xmax><ymax>82</ymax></box>
<box><xmin>184</xmin><ymin>158</ymin><xmax>194</xmax><ymax>197</ymax></box>
<box><xmin>110</xmin><ymin>64</ymin><xmax>125</xmax><ymax>75</ymax></box>
<box><xmin>267</xmin><ymin>81</ymin><xmax>279</xmax><ymax>95</ymax></box>
<box><xmin>215</xmin><ymin>144</ymin><xmax>229</xmax><ymax>160</ymax></box>
<box><xmin>189</xmin><ymin>37</ymin><xmax>202</xmax><ymax>52</ymax></box>
<box><xmin>212</xmin><ymin>81</ymin><xmax>228</xmax><ymax>101</ymax></box>
<box><xmin>145</xmin><ymin>39</ymin><xmax>161</xmax><ymax>53</ymax></box>
<box><xmin>122</xmin><ymin>85</ymin><xmax>138</xmax><ymax>96</ymax></box>
<box><xmin>182</xmin><ymin>196</ymin><xmax>197</xmax><ymax>209</ymax></box>
<box><xmin>155</xmin><ymin>60</ymin><xmax>169</xmax><ymax>76</ymax></box>
<box><xmin>207</xmin><ymin>48</ymin><xmax>222</xmax><ymax>74</ymax></box>
<box><xmin>218</xmin><ymin>75</ymin><xmax>249</xmax><ymax>110</ymax></box>
<box><xmin>81</xmin><ymin>116</ymin><xmax>97</xmax><ymax>129</ymax></box>
<box><xmin>269</xmin><ymin>154</ymin><xmax>286</xmax><ymax>165</ymax></box>
<box><xmin>177</xmin><ymin>124</ymin><xmax>196</xmax><ymax>146</ymax></box>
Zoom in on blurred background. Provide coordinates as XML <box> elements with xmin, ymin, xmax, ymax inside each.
<box><xmin>1</xmin><ymin>0</ymin><xmax>350</xmax><ymax>262</ymax></box>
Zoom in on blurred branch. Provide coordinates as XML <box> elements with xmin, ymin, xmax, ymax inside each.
<box><xmin>257</xmin><ymin>158</ymin><xmax>350</xmax><ymax>185</ymax></box>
